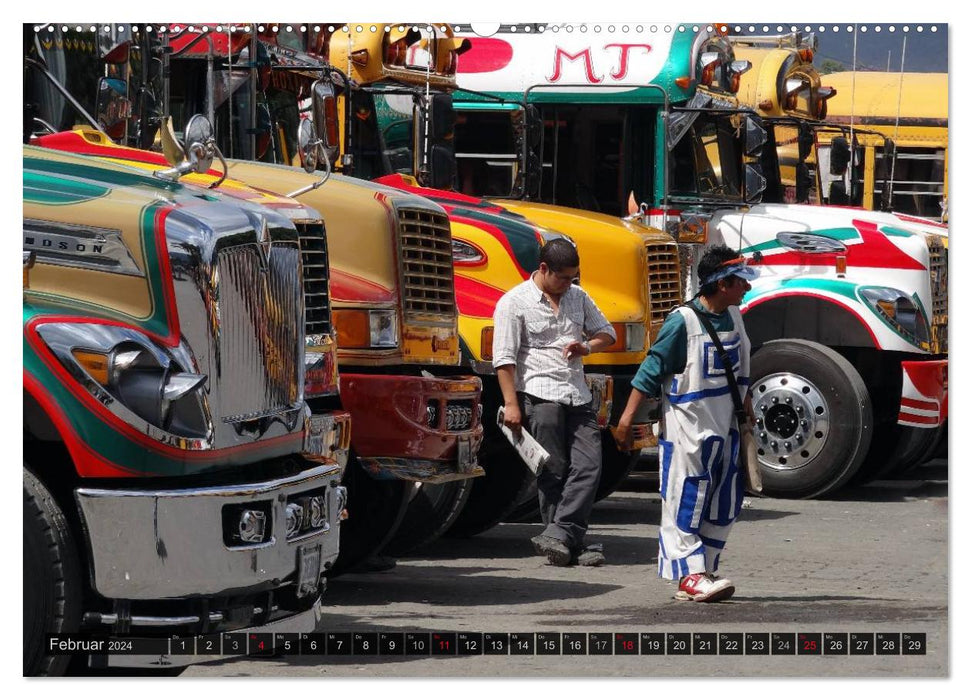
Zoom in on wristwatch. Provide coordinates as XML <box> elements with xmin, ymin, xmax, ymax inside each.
<box><xmin>583</xmin><ymin>341</ymin><xmax>592</xmax><ymax>355</ymax></box>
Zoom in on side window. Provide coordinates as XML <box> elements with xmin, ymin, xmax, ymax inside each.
<box><xmin>453</xmin><ymin>110</ymin><xmax>519</xmax><ymax>197</ymax></box>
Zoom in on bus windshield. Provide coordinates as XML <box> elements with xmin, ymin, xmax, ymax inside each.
<box><xmin>668</xmin><ymin>110</ymin><xmax>744</xmax><ymax>205</ymax></box>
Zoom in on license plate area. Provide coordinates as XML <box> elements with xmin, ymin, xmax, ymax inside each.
<box><xmin>296</xmin><ymin>543</ymin><xmax>322</xmax><ymax>598</ymax></box>
<box><xmin>457</xmin><ymin>436</ymin><xmax>473</xmax><ymax>469</ymax></box>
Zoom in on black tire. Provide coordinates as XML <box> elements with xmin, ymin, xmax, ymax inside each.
<box><xmin>504</xmin><ymin>482</ymin><xmax>541</xmax><ymax>523</ymax></box>
<box><xmin>381</xmin><ymin>478</ymin><xmax>474</xmax><ymax>556</ymax></box>
<box><xmin>895</xmin><ymin>424</ymin><xmax>946</xmax><ymax>475</ymax></box>
<box><xmin>24</xmin><ymin>467</ymin><xmax>82</xmax><ymax>677</ymax></box>
<box><xmin>328</xmin><ymin>456</ymin><xmax>415</xmax><ymax>576</ymax></box>
<box><xmin>594</xmin><ymin>433</ymin><xmax>640</xmax><ymax>501</ymax></box>
<box><xmin>854</xmin><ymin>422</ymin><xmax>944</xmax><ymax>482</ymax></box>
<box><xmin>749</xmin><ymin>339</ymin><xmax>873</xmax><ymax>499</ymax></box>
<box><xmin>934</xmin><ymin>420</ymin><xmax>948</xmax><ymax>460</ymax></box>
<box><xmin>445</xmin><ymin>436</ymin><xmax>534</xmax><ymax>538</ymax></box>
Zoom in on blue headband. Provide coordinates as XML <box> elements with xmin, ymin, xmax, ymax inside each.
<box><xmin>701</xmin><ymin>262</ymin><xmax>760</xmax><ymax>287</ymax></box>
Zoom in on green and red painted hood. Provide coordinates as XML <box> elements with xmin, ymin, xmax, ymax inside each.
<box><xmin>712</xmin><ymin>203</ymin><xmax>945</xmax><ymax>354</ymax></box>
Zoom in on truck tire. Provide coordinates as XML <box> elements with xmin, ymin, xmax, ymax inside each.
<box><xmin>328</xmin><ymin>457</ymin><xmax>415</xmax><ymax>575</ymax></box>
<box><xmin>893</xmin><ymin>424</ymin><xmax>946</xmax><ymax>475</ymax></box>
<box><xmin>749</xmin><ymin>340</ymin><xmax>873</xmax><ymax>499</ymax></box>
<box><xmin>933</xmin><ymin>420</ymin><xmax>948</xmax><ymax>460</ymax></box>
<box><xmin>445</xmin><ymin>437</ymin><xmax>534</xmax><ymax>538</ymax></box>
<box><xmin>504</xmin><ymin>483</ymin><xmax>541</xmax><ymax>523</ymax></box>
<box><xmin>381</xmin><ymin>478</ymin><xmax>474</xmax><ymax>556</ymax></box>
<box><xmin>24</xmin><ymin>467</ymin><xmax>81</xmax><ymax>677</ymax></box>
<box><xmin>853</xmin><ymin>422</ymin><xmax>944</xmax><ymax>482</ymax></box>
<box><xmin>595</xmin><ymin>434</ymin><xmax>640</xmax><ymax>501</ymax></box>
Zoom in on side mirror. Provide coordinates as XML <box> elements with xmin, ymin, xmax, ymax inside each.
<box><xmin>428</xmin><ymin>145</ymin><xmax>457</xmax><ymax>190</ymax></box>
<box><xmin>155</xmin><ymin>114</ymin><xmax>227</xmax><ymax>187</ymax></box>
<box><xmin>416</xmin><ymin>93</ymin><xmax>456</xmax><ymax>189</ymax></box>
<box><xmin>430</xmin><ymin>93</ymin><xmax>455</xmax><ymax>141</ymax></box>
<box><xmin>184</xmin><ymin>114</ymin><xmax>216</xmax><ymax>173</ymax></box>
<box><xmin>96</xmin><ymin>77</ymin><xmax>131</xmax><ymax>142</ymax></box>
<box><xmin>745</xmin><ymin>163</ymin><xmax>767</xmax><ymax>204</ymax></box>
<box><xmin>311</xmin><ymin>78</ymin><xmax>341</xmax><ymax>165</ymax></box>
<box><xmin>743</xmin><ymin>116</ymin><xmax>767</xmax><ymax>158</ymax></box>
<box><xmin>286</xmin><ymin>119</ymin><xmax>332</xmax><ymax>198</ymax></box>
<box><xmin>298</xmin><ymin>119</ymin><xmax>321</xmax><ymax>173</ymax></box>
<box><xmin>830</xmin><ymin>136</ymin><xmax>851</xmax><ymax>175</ymax></box>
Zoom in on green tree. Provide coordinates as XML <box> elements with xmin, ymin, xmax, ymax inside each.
<box><xmin>818</xmin><ymin>59</ymin><xmax>845</xmax><ymax>75</ymax></box>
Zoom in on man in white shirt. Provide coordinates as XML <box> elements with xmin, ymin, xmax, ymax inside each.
<box><xmin>492</xmin><ymin>239</ymin><xmax>617</xmax><ymax>566</ymax></box>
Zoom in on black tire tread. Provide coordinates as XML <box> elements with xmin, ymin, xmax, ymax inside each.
<box><xmin>382</xmin><ymin>479</ymin><xmax>474</xmax><ymax>556</ymax></box>
<box><xmin>329</xmin><ymin>459</ymin><xmax>415</xmax><ymax>576</ymax></box>
<box><xmin>24</xmin><ymin>467</ymin><xmax>81</xmax><ymax>677</ymax></box>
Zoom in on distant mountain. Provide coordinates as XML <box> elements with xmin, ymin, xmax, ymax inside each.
<box><xmin>734</xmin><ymin>24</ymin><xmax>948</xmax><ymax>73</ymax></box>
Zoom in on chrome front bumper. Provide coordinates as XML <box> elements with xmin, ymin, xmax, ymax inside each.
<box><xmin>75</xmin><ymin>463</ymin><xmax>346</xmax><ymax>599</ymax></box>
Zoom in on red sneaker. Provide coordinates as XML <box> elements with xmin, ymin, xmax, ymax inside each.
<box><xmin>675</xmin><ymin>573</ymin><xmax>735</xmax><ymax>602</ymax></box>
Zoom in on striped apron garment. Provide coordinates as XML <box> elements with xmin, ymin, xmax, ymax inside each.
<box><xmin>657</xmin><ymin>305</ymin><xmax>750</xmax><ymax>580</ymax></box>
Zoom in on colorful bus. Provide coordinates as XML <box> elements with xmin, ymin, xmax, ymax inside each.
<box><xmin>273</xmin><ymin>23</ymin><xmax>681</xmax><ymax>533</ymax></box>
<box><xmin>451</xmin><ymin>23</ymin><xmax>947</xmax><ymax>497</ymax></box>
<box><xmin>25</xmin><ymin>24</ymin><xmax>484</xmax><ymax>570</ymax></box>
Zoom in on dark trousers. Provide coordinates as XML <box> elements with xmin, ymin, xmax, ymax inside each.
<box><xmin>522</xmin><ymin>393</ymin><xmax>602</xmax><ymax>550</ymax></box>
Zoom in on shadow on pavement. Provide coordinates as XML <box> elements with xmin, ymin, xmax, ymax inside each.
<box><xmin>324</xmin><ymin>568</ymin><xmax>623</xmax><ymax>607</ymax></box>
<box><xmin>539</xmin><ymin>597</ymin><xmax>946</xmax><ymax>626</ymax></box>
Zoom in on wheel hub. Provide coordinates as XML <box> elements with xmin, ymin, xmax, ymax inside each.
<box><xmin>751</xmin><ymin>372</ymin><xmax>830</xmax><ymax>470</ymax></box>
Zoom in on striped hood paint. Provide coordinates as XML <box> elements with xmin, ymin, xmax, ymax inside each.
<box><xmin>32</xmin><ymin>130</ymin><xmax>323</xmax><ymax>221</ymax></box>
<box><xmin>375</xmin><ymin>173</ymin><xmax>545</xmax><ymax>278</ymax></box>
<box><xmin>711</xmin><ymin>203</ymin><xmax>940</xmax><ymax>354</ymax></box>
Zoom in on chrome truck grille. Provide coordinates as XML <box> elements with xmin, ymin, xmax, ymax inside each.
<box><xmin>215</xmin><ymin>244</ymin><xmax>303</xmax><ymax>422</ymax></box>
<box><xmin>928</xmin><ymin>236</ymin><xmax>948</xmax><ymax>354</ymax></box>
<box><xmin>397</xmin><ymin>208</ymin><xmax>456</xmax><ymax>320</ymax></box>
<box><xmin>645</xmin><ymin>243</ymin><xmax>683</xmax><ymax>341</ymax></box>
<box><xmin>297</xmin><ymin>222</ymin><xmax>332</xmax><ymax>336</ymax></box>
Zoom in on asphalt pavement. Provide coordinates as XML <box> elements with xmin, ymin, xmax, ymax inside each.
<box><xmin>184</xmin><ymin>460</ymin><xmax>948</xmax><ymax>678</ymax></box>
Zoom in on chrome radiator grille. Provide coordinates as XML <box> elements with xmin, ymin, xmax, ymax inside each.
<box><xmin>927</xmin><ymin>236</ymin><xmax>948</xmax><ymax>353</ymax></box>
<box><xmin>215</xmin><ymin>243</ymin><xmax>303</xmax><ymax>422</ymax></box>
<box><xmin>397</xmin><ymin>208</ymin><xmax>456</xmax><ymax>319</ymax></box>
<box><xmin>645</xmin><ymin>243</ymin><xmax>683</xmax><ymax>333</ymax></box>
<box><xmin>297</xmin><ymin>222</ymin><xmax>332</xmax><ymax>336</ymax></box>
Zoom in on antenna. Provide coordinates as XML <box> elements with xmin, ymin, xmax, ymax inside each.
<box><xmin>422</xmin><ymin>27</ymin><xmax>433</xmax><ymax>179</ymax></box>
<box><xmin>849</xmin><ymin>24</ymin><xmax>857</xmax><ymax>201</ymax></box>
<box><xmin>888</xmin><ymin>35</ymin><xmax>908</xmax><ymax>205</ymax></box>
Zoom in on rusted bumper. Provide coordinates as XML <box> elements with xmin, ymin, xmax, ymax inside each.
<box><xmin>339</xmin><ymin>373</ymin><xmax>485</xmax><ymax>483</ymax></box>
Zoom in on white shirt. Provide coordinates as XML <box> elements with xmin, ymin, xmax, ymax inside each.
<box><xmin>492</xmin><ymin>274</ymin><xmax>616</xmax><ymax>405</ymax></box>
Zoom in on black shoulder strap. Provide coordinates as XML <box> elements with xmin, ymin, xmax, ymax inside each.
<box><xmin>684</xmin><ymin>303</ymin><xmax>746</xmax><ymax>422</ymax></box>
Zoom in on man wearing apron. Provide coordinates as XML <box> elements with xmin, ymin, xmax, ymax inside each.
<box><xmin>614</xmin><ymin>245</ymin><xmax>759</xmax><ymax>601</ymax></box>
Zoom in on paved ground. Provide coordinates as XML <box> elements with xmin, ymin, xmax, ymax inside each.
<box><xmin>185</xmin><ymin>460</ymin><xmax>949</xmax><ymax>678</ymax></box>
